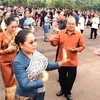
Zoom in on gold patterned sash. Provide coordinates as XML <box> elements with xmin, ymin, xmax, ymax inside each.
<box><xmin>5</xmin><ymin>85</ymin><xmax>16</xmax><ymax>100</ymax></box>
<box><xmin>15</xmin><ymin>94</ymin><xmax>35</xmax><ymax>100</ymax></box>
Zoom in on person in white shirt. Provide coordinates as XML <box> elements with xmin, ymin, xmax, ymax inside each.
<box><xmin>89</xmin><ymin>13</ymin><xmax>99</xmax><ymax>39</ymax></box>
<box><xmin>78</xmin><ymin>13</ymin><xmax>85</xmax><ymax>34</ymax></box>
<box><xmin>0</xmin><ymin>12</ymin><xmax>10</xmax><ymax>32</ymax></box>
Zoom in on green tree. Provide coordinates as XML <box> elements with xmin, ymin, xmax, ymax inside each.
<box><xmin>32</xmin><ymin>0</ymin><xmax>45</xmax><ymax>7</ymax></box>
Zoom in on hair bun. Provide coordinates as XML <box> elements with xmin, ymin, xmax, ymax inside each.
<box><xmin>15</xmin><ymin>35</ymin><xmax>19</xmax><ymax>45</ymax></box>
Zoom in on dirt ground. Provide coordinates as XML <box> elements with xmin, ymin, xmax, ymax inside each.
<box><xmin>0</xmin><ymin>27</ymin><xmax>100</xmax><ymax>100</ymax></box>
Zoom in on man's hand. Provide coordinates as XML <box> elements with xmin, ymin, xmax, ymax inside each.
<box><xmin>48</xmin><ymin>33</ymin><xmax>57</xmax><ymax>41</ymax></box>
<box><xmin>68</xmin><ymin>47</ymin><xmax>77</xmax><ymax>52</ymax></box>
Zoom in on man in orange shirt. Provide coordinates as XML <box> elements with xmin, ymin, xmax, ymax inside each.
<box><xmin>49</xmin><ymin>16</ymin><xmax>85</xmax><ymax>100</ymax></box>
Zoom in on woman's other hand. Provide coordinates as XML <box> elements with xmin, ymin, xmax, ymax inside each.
<box><xmin>7</xmin><ymin>44</ymin><xmax>16</xmax><ymax>52</ymax></box>
<box><xmin>42</xmin><ymin>71</ymin><xmax>49</xmax><ymax>83</ymax></box>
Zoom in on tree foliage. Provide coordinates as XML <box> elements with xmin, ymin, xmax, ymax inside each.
<box><xmin>31</xmin><ymin>0</ymin><xmax>45</xmax><ymax>7</ymax></box>
<box><xmin>0</xmin><ymin>0</ymin><xmax>100</xmax><ymax>11</ymax></box>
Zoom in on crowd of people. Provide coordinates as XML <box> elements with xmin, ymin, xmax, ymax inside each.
<box><xmin>0</xmin><ymin>5</ymin><xmax>100</xmax><ymax>100</ymax></box>
<box><xmin>0</xmin><ymin>6</ymin><xmax>100</xmax><ymax>37</ymax></box>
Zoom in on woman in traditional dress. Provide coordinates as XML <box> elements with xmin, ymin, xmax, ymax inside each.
<box><xmin>0</xmin><ymin>16</ymin><xmax>18</xmax><ymax>100</ymax></box>
<box><xmin>13</xmin><ymin>29</ymin><xmax>70</xmax><ymax>100</ymax></box>
<box><xmin>43</xmin><ymin>12</ymin><xmax>51</xmax><ymax>42</ymax></box>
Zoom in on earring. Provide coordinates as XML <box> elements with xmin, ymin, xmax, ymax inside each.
<box><xmin>21</xmin><ymin>47</ymin><xmax>23</xmax><ymax>49</ymax></box>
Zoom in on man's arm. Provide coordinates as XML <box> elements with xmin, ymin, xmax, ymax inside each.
<box><xmin>48</xmin><ymin>33</ymin><xmax>60</xmax><ymax>46</ymax></box>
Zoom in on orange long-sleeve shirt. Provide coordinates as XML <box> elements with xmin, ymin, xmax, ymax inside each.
<box><xmin>50</xmin><ymin>29</ymin><xmax>85</xmax><ymax>67</ymax></box>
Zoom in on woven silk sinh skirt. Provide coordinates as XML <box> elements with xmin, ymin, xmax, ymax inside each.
<box><xmin>15</xmin><ymin>94</ymin><xmax>35</xmax><ymax>100</ymax></box>
<box><xmin>43</xmin><ymin>25</ymin><xmax>50</xmax><ymax>37</ymax></box>
<box><xmin>5</xmin><ymin>85</ymin><xmax>16</xmax><ymax>100</ymax></box>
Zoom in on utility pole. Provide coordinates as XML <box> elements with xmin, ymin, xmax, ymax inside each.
<box><xmin>91</xmin><ymin>0</ymin><xmax>93</xmax><ymax>5</ymax></box>
<box><xmin>27</xmin><ymin>0</ymin><xmax>30</xmax><ymax>6</ymax></box>
<box><xmin>8</xmin><ymin>0</ymin><xmax>10</xmax><ymax>6</ymax></box>
<box><xmin>75</xmin><ymin>0</ymin><xmax>78</xmax><ymax>7</ymax></box>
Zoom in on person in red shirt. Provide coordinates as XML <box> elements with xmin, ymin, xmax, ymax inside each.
<box><xmin>49</xmin><ymin>16</ymin><xmax>85</xmax><ymax>100</ymax></box>
<box><xmin>92</xmin><ymin>45</ymin><xmax>100</xmax><ymax>56</ymax></box>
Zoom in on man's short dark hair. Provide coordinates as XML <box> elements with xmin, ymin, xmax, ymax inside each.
<box><xmin>74</xmin><ymin>10</ymin><xmax>78</xmax><ymax>14</ymax></box>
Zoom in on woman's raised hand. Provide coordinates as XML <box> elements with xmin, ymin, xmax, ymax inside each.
<box><xmin>58</xmin><ymin>49</ymin><xmax>70</xmax><ymax>66</ymax></box>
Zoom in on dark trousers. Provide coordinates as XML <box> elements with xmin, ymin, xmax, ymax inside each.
<box><xmin>40</xmin><ymin>18</ymin><xmax>44</xmax><ymax>27</ymax></box>
<box><xmin>55</xmin><ymin>45</ymin><xmax>59</xmax><ymax>62</ymax></box>
<box><xmin>80</xmin><ymin>30</ymin><xmax>84</xmax><ymax>34</ymax></box>
<box><xmin>90</xmin><ymin>28</ymin><xmax>97</xmax><ymax>39</ymax></box>
<box><xmin>55</xmin><ymin>45</ymin><xmax>60</xmax><ymax>81</ymax></box>
<box><xmin>59</xmin><ymin>67</ymin><xmax>77</xmax><ymax>96</ymax></box>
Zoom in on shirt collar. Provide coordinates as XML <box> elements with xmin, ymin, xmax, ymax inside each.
<box><xmin>65</xmin><ymin>29</ymin><xmax>76</xmax><ymax>35</ymax></box>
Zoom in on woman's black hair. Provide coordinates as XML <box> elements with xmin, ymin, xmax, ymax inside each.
<box><xmin>24</xmin><ymin>9</ymin><xmax>31</xmax><ymax>14</ymax></box>
<box><xmin>44</xmin><ymin>12</ymin><xmax>48</xmax><ymax>17</ymax></box>
<box><xmin>3</xmin><ymin>11</ymin><xmax>7</xmax><ymax>17</ymax></box>
<box><xmin>13</xmin><ymin>15</ymin><xmax>19</xmax><ymax>18</ymax></box>
<box><xmin>5</xmin><ymin>16</ymin><xmax>16</xmax><ymax>26</ymax></box>
<box><xmin>15</xmin><ymin>29</ymin><xmax>32</xmax><ymax>46</ymax></box>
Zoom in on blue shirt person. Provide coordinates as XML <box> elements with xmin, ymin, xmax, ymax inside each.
<box><xmin>13</xmin><ymin>29</ymin><xmax>70</xmax><ymax>100</ymax></box>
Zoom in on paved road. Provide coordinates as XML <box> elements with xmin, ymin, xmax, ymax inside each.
<box><xmin>0</xmin><ymin>27</ymin><xmax>100</xmax><ymax>100</ymax></box>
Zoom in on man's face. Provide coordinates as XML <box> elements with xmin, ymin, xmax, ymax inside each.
<box><xmin>73</xmin><ymin>11</ymin><xmax>76</xmax><ymax>16</ymax></box>
<box><xmin>94</xmin><ymin>13</ymin><xmax>98</xmax><ymax>17</ymax></box>
<box><xmin>60</xmin><ymin>12</ymin><xmax>64</xmax><ymax>20</ymax></box>
<box><xmin>67</xmin><ymin>18</ymin><xmax>76</xmax><ymax>31</ymax></box>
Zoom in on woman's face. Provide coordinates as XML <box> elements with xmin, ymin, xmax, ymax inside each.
<box><xmin>25</xmin><ymin>10</ymin><xmax>30</xmax><ymax>18</ymax></box>
<box><xmin>21</xmin><ymin>33</ymin><xmax>37</xmax><ymax>54</ymax></box>
<box><xmin>6</xmin><ymin>21</ymin><xmax>18</xmax><ymax>33</ymax></box>
<box><xmin>5</xmin><ymin>12</ymin><xmax>10</xmax><ymax>19</ymax></box>
<box><xmin>47</xmin><ymin>12</ymin><xmax>50</xmax><ymax>17</ymax></box>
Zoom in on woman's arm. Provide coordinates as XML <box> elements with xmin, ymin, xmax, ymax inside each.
<box><xmin>0</xmin><ymin>33</ymin><xmax>17</xmax><ymax>54</ymax></box>
<box><xmin>46</xmin><ymin>49</ymin><xmax>70</xmax><ymax>71</ymax></box>
<box><xmin>13</xmin><ymin>61</ymin><xmax>44</xmax><ymax>92</ymax></box>
<box><xmin>0</xmin><ymin>43</ymin><xmax>17</xmax><ymax>54</ymax></box>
